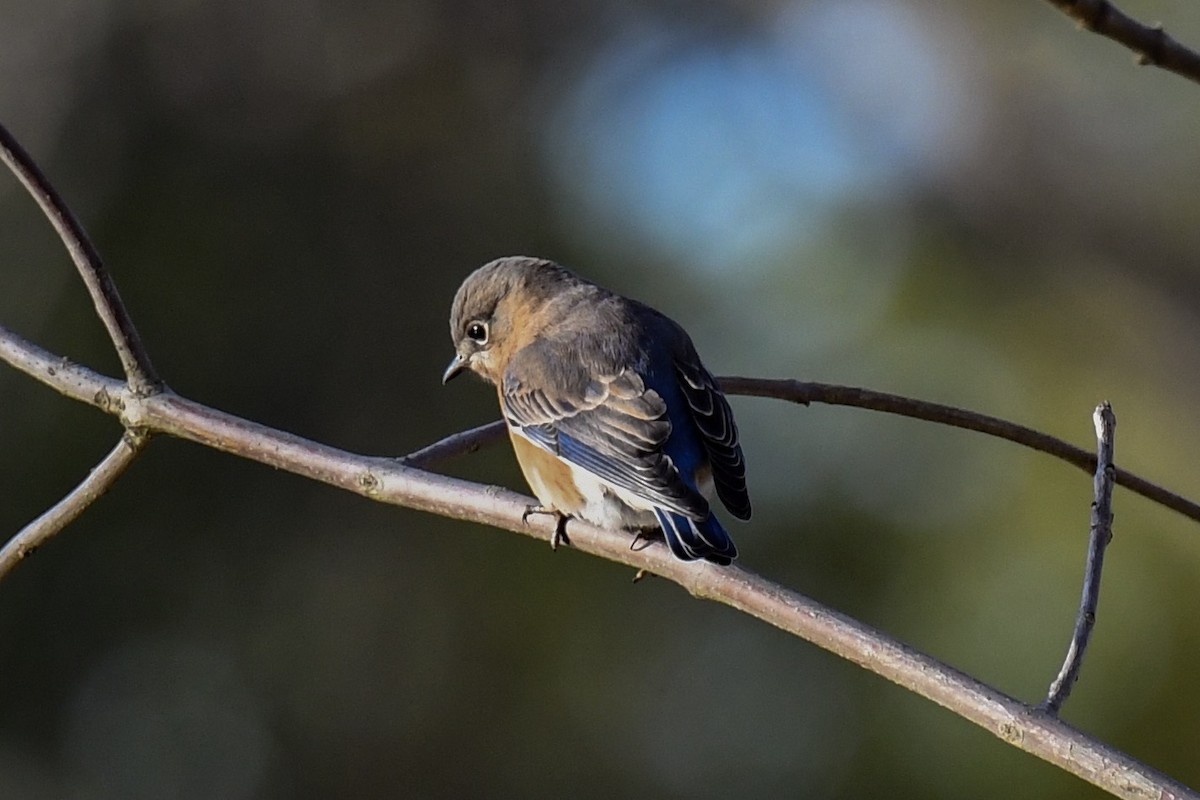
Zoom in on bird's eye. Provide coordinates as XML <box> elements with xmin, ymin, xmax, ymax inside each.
<box><xmin>466</xmin><ymin>321</ymin><xmax>489</xmax><ymax>344</ymax></box>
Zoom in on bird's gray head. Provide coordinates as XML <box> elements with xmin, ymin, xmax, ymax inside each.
<box><xmin>443</xmin><ymin>256</ymin><xmax>580</xmax><ymax>384</ymax></box>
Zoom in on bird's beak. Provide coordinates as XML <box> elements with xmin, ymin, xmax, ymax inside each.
<box><xmin>442</xmin><ymin>353</ymin><xmax>467</xmax><ymax>384</ymax></box>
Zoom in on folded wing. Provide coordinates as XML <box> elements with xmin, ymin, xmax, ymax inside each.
<box><xmin>502</xmin><ymin>345</ymin><xmax>710</xmax><ymax>521</ymax></box>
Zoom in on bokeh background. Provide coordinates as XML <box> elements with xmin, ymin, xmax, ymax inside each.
<box><xmin>2</xmin><ymin>0</ymin><xmax>1199</xmax><ymax>797</ymax></box>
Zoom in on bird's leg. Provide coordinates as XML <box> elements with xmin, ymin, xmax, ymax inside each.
<box><xmin>522</xmin><ymin>504</ymin><xmax>571</xmax><ymax>550</ymax></box>
<box><xmin>551</xmin><ymin>515</ymin><xmax>570</xmax><ymax>550</ymax></box>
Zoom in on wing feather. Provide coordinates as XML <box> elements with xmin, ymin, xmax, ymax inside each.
<box><xmin>502</xmin><ymin>344</ymin><xmax>709</xmax><ymax>520</ymax></box>
<box><xmin>675</xmin><ymin>359</ymin><xmax>752</xmax><ymax>520</ymax></box>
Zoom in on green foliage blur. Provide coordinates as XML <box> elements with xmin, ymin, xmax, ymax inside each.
<box><xmin>2</xmin><ymin>0</ymin><xmax>1199</xmax><ymax>797</ymax></box>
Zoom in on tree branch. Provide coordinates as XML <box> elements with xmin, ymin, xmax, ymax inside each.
<box><xmin>7</xmin><ymin>324</ymin><xmax>1196</xmax><ymax>529</ymax></box>
<box><xmin>721</xmin><ymin>377</ymin><xmax>1200</xmax><ymax>525</ymax></box>
<box><xmin>698</xmin><ymin>566</ymin><xmax>1191</xmax><ymax>800</ymax></box>
<box><xmin>0</xmin><ymin>336</ymin><xmax>1192</xmax><ymax>797</ymax></box>
<box><xmin>0</xmin><ymin>433</ymin><xmax>146</xmax><ymax>580</ymax></box>
<box><xmin>1043</xmin><ymin>402</ymin><xmax>1117</xmax><ymax>714</ymax></box>
<box><xmin>0</xmin><ymin>122</ymin><xmax>160</xmax><ymax>394</ymax></box>
<box><xmin>1041</xmin><ymin>0</ymin><xmax>1200</xmax><ymax>86</ymax></box>
<box><xmin>402</xmin><ymin>420</ymin><xmax>508</xmax><ymax>468</ymax></box>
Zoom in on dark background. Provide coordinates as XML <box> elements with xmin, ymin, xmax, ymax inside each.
<box><xmin>2</xmin><ymin>0</ymin><xmax>1199</xmax><ymax>797</ymax></box>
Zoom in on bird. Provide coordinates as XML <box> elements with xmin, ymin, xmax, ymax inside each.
<box><xmin>443</xmin><ymin>256</ymin><xmax>750</xmax><ymax>565</ymax></box>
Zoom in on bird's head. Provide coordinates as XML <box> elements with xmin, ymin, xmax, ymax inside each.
<box><xmin>444</xmin><ymin>256</ymin><xmax>575</xmax><ymax>385</ymax></box>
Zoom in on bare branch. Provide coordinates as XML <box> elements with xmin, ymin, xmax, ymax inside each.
<box><xmin>3</xmin><ymin>326</ymin><xmax>1196</xmax><ymax>529</ymax></box>
<box><xmin>0</xmin><ymin>323</ymin><xmax>125</xmax><ymax>409</ymax></box>
<box><xmin>0</xmin><ymin>122</ymin><xmax>160</xmax><ymax>394</ymax></box>
<box><xmin>1042</xmin><ymin>402</ymin><xmax>1117</xmax><ymax>713</ymax></box>
<box><xmin>0</xmin><ymin>433</ymin><xmax>146</xmax><ymax>580</ymax></box>
<box><xmin>1041</xmin><ymin>0</ymin><xmax>1200</xmax><ymax>86</ymax></box>
<box><xmin>402</xmin><ymin>420</ymin><xmax>507</xmax><ymax>468</ymax></box>
<box><xmin>1</xmin><ymin>360</ymin><xmax>1192</xmax><ymax>797</ymax></box>
<box><xmin>720</xmin><ymin>377</ymin><xmax>1200</xmax><ymax>527</ymax></box>
<box><xmin>698</xmin><ymin>566</ymin><xmax>1189</xmax><ymax>800</ymax></box>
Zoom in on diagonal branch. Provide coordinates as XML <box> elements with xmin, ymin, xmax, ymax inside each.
<box><xmin>5</xmin><ymin>323</ymin><xmax>1196</xmax><ymax>529</ymax></box>
<box><xmin>1041</xmin><ymin>0</ymin><xmax>1200</xmax><ymax>86</ymax></box>
<box><xmin>0</xmin><ymin>122</ymin><xmax>160</xmax><ymax>394</ymax></box>
<box><xmin>0</xmin><ymin>324</ymin><xmax>122</xmax><ymax>408</ymax></box>
<box><xmin>0</xmin><ymin>336</ymin><xmax>1192</xmax><ymax>798</ymax></box>
<box><xmin>1042</xmin><ymin>402</ymin><xmax>1117</xmax><ymax>714</ymax></box>
<box><xmin>0</xmin><ymin>433</ymin><xmax>147</xmax><ymax>580</ymax></box>
<box><xmin>721</xmin><ymin>377</ymin><xmax>1200</xmax><ymax>524</ymax></box>
<box><xmin>402</xmin><ymin>420</ymin><xmax>508</xmax><ymax>468</ymax></box>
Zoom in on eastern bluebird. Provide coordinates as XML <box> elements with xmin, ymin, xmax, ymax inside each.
<box><xmin>443</xmin><ymin>256</ymin><xmax>751</xmax><ymax>565</ymax></box>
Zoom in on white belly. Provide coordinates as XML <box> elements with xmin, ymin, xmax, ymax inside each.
<box><xmin>509</xmin><ymin>426</ymin><xmax>658</xmax><ymax>530</ymax></box>
<box><xmin>563</xmin><ymin>462</ymin><xmax>659</xmax><ymax>530</ymax></box>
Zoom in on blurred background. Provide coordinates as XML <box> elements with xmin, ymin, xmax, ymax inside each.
<box><xmin>2</xmin><ymin>0</ymin><xmax>1199</xmax><ymax>796</ymax></box>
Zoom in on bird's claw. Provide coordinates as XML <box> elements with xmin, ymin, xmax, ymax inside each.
<box><xmin>522</xmin><ymin>504</ymin><xmax>571</xmax><ymax>550</ymax></box>
<box><xmin>630</xmin><ymin>529</ymin><xmax>663</xmax><ymax>582</ymax></box>
<box><xmin>520</xmin><ymin>504</ymin><xmax>547</xmax><ymax>524</ymax></box>
<box><xmin>629</xmin><ymin>529</ymin><xmax>658</xmax><ymax>553</ymax></box>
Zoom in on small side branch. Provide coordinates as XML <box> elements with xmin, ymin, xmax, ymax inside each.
<box><xmin>0</xmin><ymin>122</ymin><xmax>160</xmax><ymax>394</ymax></box>
<box><xmin>1042</xmin><ymin>402</ymin><xmax>1117</xmax><ymax>714</ymax></box>
<box><xmin>0</xmin><ymin>323</ymin><xmax>124</xmax><ymax>408</ymax></box>
<box><xmin>402</xmin><ymin>420</ymin><xmax>507</xmax><ymax>468</ymax></box>
<box><xmin>1041</xmin><ymin>0</ymin><xmax>1200</xmax><ymax>86</ymax></box>
<box><xmin>0</xmin><ymin>433</ymin><xmax>147</xmax><ymax>581</ymax></box>
<box><xmin>720</xmin><ymin>377</ymin><xmax>1200</xmax><ymax>526</ymax></box>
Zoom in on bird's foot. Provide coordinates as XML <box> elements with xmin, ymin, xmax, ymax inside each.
<box><xmin>522</xmin><ymin>504</ymin><xmax>571</xmax><ymax>550</ymax></box>
<box><xmin>630</xmin><ymin>528</ymin><xmax>663</xmax><ymax>582</ymax></box>
<box><xmin>629</xmin><ymin>528</ymin><xmax>661</xmax><ymax>553</ymax></box>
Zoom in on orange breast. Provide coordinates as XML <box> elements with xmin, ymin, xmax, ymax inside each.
<box><xmin>508</xmin><ymin>430</ymin><xmax>586</xmax><ymax>514</ymax></box>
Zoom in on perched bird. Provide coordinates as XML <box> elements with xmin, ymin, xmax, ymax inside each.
<box><xmin>443</xmin><ymin>257</ymin><xmax>750</xmax><ymax>565</ymax></box>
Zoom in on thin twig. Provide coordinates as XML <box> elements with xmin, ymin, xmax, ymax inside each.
<box><xmin>0</xmin><ymin>433</ymin><xmax>147</xmax><ymax>581</ymax></box>
<box><xmin>1043</xmin><ymin>402</ymin><xmax>1117</xmax><ymax>714</ymax></box>
<box><xmin>0</xmin><ymin>325</ymin><xmax>123</xmax><ymax>409</ymax></box>
<box><xmin>1041</xmin><ymin>0</ymin><xmax>1200</xmax><ymax>86</ymax></box>
<box><xmin>0</xmin><ymin>122</ymin><xmax>160</xmax><ymax>394</ymax></box>
<box><xmin>719</xmin><ymin>377</ymin><xmax>1200</xmax><ymax>526</ymax></box>
<box><xmin>401</xmin><ymin>420</ymin><xmax>507</xmax><ymax>468</ymax></box>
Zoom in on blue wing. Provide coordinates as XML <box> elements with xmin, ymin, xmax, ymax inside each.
<box><xmin>673</xmin><ymin>359</ymin><xmax>751</xmax><ymax>520</ymax></box>
<box><xmin>502</xmin><ymin>349</ymin><xmax>710</xmax><ymax>521</ymax></box>
<box><xmin>653</xmin><ymin>508</ymin><xmax>738</xmax><ymax>565</ymax></box>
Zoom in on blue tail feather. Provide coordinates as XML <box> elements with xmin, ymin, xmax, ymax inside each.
<box><xmin>652</xmin><ymin>508</ymin><xmax>738</xmax><ymax>566</ymax></box>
